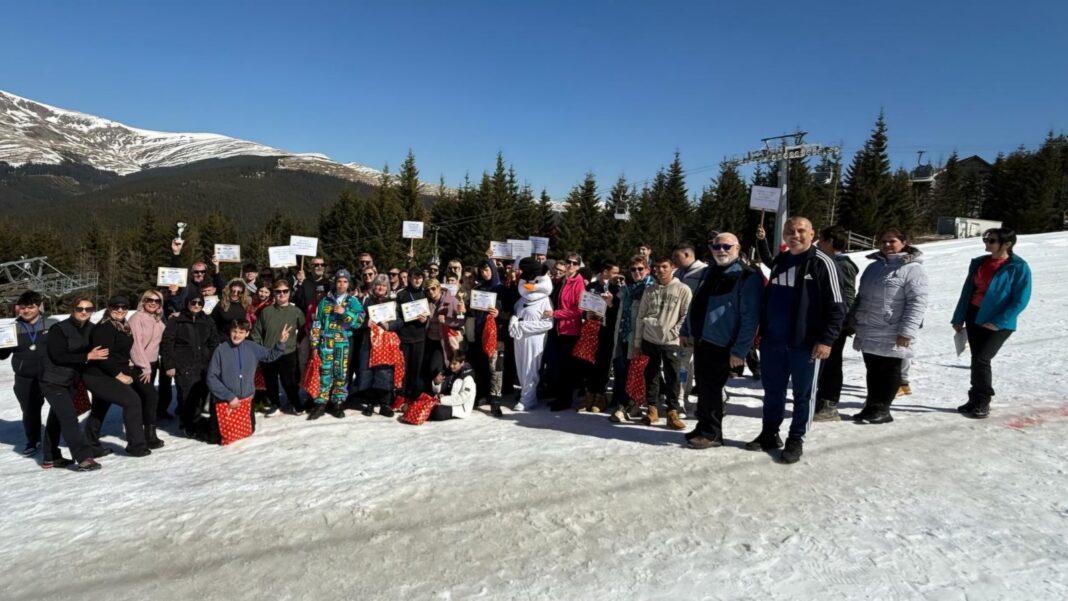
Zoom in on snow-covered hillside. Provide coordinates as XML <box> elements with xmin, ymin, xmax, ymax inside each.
<box><xmin>1</xmin><ymin>233</ymin><xmax>1066</xmax><ymax>601</ymax></box>
<box><xmin>0</xmin><ymin>89</ymin><xmax>389</xmax><ymax>186</ymax></box>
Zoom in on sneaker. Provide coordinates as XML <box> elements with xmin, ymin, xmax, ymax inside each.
<box><xmin>859</xmin><ymin>409</ymin><xmax>894</xmax><ymax>424</ymax></box>
<box><xmin>780</xmin><ymin>436</ymin><xmax>803</xmax><ymax>464</ymax></box>
<box><xmin>42</xmin><ymin>457</ymin><xmax>74</xmax><ymax>469</ymax></box>
<box><xmin>897</xmin><ymin>384</ymin><xmax>912</xmax><ymax>396</ymax></box>
<box><xmin>21</xmin><ymin>443</ymin><xmax>40</xmax><ymax>457</ymax></box>
<box><xmin>666</xmin><ymin>410</ymin><xmax>686</xmax><ymax>431</ymax></box>
<box><xmin>609</xmin><ymin>409</ymin><xmax>628</xmax><ymax>423</ymax></box>
<box><xmin>306</xmin><ymin>404</ymin><xmax>328</xmax><ymax>420</ymax></box>
<box><xmin>688</xmin><ymin>436</ymin><xmax>722</xmax><ymax>450</ymax></box>
<box><xmin>744</xmin><ymin>430</ymin><xmax>783</xmax><ymax>452</ymax></box>
<box><xmin>963</xmin><ymin>404</ymin><xmax>990</xmax><ymax>419</ymax></box>
<box><xmin>813</xmin><ymin>400</ymin><xmax>841</xmax><ymax>423</ymax></box>
<box><xmin>75</xmin><ymin>458</ymin><xmax>102</xmax><ymax>472</ymax></box>
<box><xmin>281</xmin><ymin>405</ymin><xmax>304</xmax><ymax>416</ymax></box>
<box><xmin>263</xmin><ymin>405</ymin><xmax>279</xmax><ymax>417</ymax></box>
<box><xmin>957</xmin><ymin>401</ymin><xmax>976</xmax><ymax>414</ymax></box>
<box><xmin>379</xmin><ymin>406</ymin><xmax>395</xmax><ymax>418</ymax></box>
<box><xmin>852</xmin><ymin>405</ymin><xmax>878</xmax><ymax>422</ymax></box>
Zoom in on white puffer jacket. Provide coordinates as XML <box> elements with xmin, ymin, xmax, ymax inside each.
<box><xmin>852</xmin><ymin>247</ymin><xmax>929</xmax><ymax>358</ymax></box>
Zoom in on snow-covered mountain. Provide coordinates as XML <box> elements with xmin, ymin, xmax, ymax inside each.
<box><xmin>0</xmin><ymin>89</ymin><xmax>390</xmax><ymax>186</ymax></box>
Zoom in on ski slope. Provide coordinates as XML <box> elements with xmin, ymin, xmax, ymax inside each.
<box><xmin>2</xmin><ymin>233</ymin><xmax>1067</xmax><ymax>601</ymax></box>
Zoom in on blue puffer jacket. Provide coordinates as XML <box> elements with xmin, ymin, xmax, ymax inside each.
<box><xmin>680</xmin><ymin>262</ymin><xmax>763</xmax><ymax>358</ymax></box>
<box><xmin>951</xmin><ymin>254</ymin><xmax>1032</xmax><ymax>331</ymax></box>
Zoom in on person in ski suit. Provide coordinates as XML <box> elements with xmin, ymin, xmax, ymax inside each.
<box><xmin>307</xmin><ymin>269</ymin><xmax>364</xmax><ymax>419</ymax></box>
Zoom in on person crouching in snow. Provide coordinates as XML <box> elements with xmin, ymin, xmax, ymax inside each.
<box><xmin>205</xmin><ymin>320</ymin><xmax>290</xmax><ymax>443</ymax></box>
<box><xmin>509</xmin><ymin>257</ymin><xmax>554</xmax><ymax>411</ymax></box>
<box><xmin>428</xmin><ymin>352</ymin><xmax>476</xmax><ymax>421</ymax></box>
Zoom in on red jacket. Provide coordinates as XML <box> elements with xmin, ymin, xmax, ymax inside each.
<box><xmin>554</xmin><ymin>275</ymin><xmax>586</xmax><ymax>336</ymax></box>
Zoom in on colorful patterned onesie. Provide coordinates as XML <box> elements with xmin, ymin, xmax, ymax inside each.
<box><xmin>310</xmin><ymin>292</ymin><xmax>364</xmax><ymax>404</ymax></box>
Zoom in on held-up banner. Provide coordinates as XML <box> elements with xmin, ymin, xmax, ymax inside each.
<box><xmin>749</xmin><ymin>186</ymin><xmax>781</xmax><ymax>212</ymax></box>
<box><xmin>156</xmin><ymin>267</ymin><xmax>188</xmax><ymax>287</ymax></box>
<box><xmin>508</xmin><ymin>239</ymin><xmax>533</xmax><ymax>259</ymax></box>
<box><xmin>402</xmin><ymin>221</ymin><xmax>425</xmax><ymax>239</ymax></box>
<box><xmin>289</xmin><ymin>236</ymin><xmax>318</xmax><ymax>257</ymax></box>
<box><xmin>214</xmin><ymin>244</ymin><xmax>242</xmax><ymax>263</ymax></box>
<box><xmin>529</xmin><ymin>236</ymin><xmax>550</xmax><ymax>255</ymax></box>
<box><xmin>268</xmin><ymin>246</ymin><xmax>298</xmax><ymax>268</ymax></box>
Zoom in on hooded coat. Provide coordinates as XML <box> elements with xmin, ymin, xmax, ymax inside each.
<box><xmin>852</xmin><ymin>246</ymin><xmax>929</xmax><ymax>359</ymax></box>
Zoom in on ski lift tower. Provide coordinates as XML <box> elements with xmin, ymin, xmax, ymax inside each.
<box><xmin>0</xmin><ymin>256</ymin><xmax>99</xmax><ymax>311</ymax></box>
<box><xmin>728</xmin><ymin>132</ymin><xmax>841</xmax><ymax>250</ymax></box>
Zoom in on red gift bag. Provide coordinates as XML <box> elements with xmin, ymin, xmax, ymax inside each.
<box><xmin>369</xmin><ymin>323</ymin><xmax>405</xmax><ymax>390</ymax></box>
<box><xmin>391</xmin><ymin>394</ymin><xmax>409</xmax><ymax>412</ymax></box>
<box><xmin>73</xmin><ymin>381</ymin><xmax>91</xmax><ymax>416</ymax></box>
<box><xmin>217</xmin><ymin>397</ymin><xmax>254</xmax><ymax>445</ymax></box>
<box><xmin>254</xmin><ymin>364</ymin><xmax>266</xmax><ymax>392</ymax></box>
<box><xmin>625</xmin><ymin>355</ymin><xmax>650</xmax><ymax>406</ymax></box>
<box><xmin>400</xmin><ymin>393</ymin><xmax>439</xmax><ymax>426</ymax></box>
<box><xmin>481</xmin><ymin>315</ymin><xmax>497</xmax><ymax>358</ymax></box>
<box><xmin>302</xmin><ymin>352</ymin><xmax>322</xmax><ymax>399</ymax></box>
<box><xmin>572</xmin><ymin>319</ymin><xmax>601</xmax><ymax>363</ymax></box>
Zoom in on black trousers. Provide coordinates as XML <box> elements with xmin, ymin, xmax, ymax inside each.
<box><xmin>428</xmin><ymin>404</ymin><xmax>454</xmax><ymax>421</ymax></box>
<box><xmin>81</xmin><ymin>372</ymin><xmax>149</xmax><ymax>451</ymax></box>
<box><xmin>176</xmin><ymin>374</ymin><xmax>210</xmax><ymax>430</ymax></box>
<box><xmin>157</xmin><ymin>362</ymin><xmax>173</xmax><ymax>418</ymax></box>
<box><xmin>39</xmin><ymin>382</ymin><xmax>94</xmax><ymax>463</ymax></box>
<box><xmin>862</xmin><ymin>353</ymin><xmax>902</xmax><ymax>410</ymax></box>
<box><xmin>816</xmin><ymin>334</ymin><xmax>849</xmax><ymax>404</ymax></box>
<box><xmin>13</xmin><ymin>374</ymin><xmax>57</xmax><ymax>449</ymax></box>
<box><xmin>399</xmin><ymin>340</ymin><xmax>425</xmax><ymax>399</ymax></box>
<box><xmin>553</xmin><ymin>334</ymin><xmax>580</xmax><ymax>408</ymax></box>
<box><xmin>694</xmin><ymin>341</ymin><xmax>732</xmax><ymax>441</ymax></box>
<box><xmin>262</xmin><ymin>351</ymin><xmax>303</xmax><ymax>410</ymax></box>
<box><xmin>421</xmin><ymin>341</ymin><xmax>446</xmax><ymax>394</ymax></box>
<box><xmin>965</xmin><ymin>305</ymin><xmax>1012</xmax><ymax>407</ymax></box>
<box><xmin>587</xmin><ymin>330</ymin><xmax>615</xmax><ymax>394</ymax></box>
<box><xmin>642</xmin><ymin>340</ymin><xmax>682</xmax><ymax>411</ymax></box>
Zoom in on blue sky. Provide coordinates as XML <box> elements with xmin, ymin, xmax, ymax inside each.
<box><xmin>4</xmin><ymin>0</ymin><xmax>1066</xmax><ymax>198</ymax></box>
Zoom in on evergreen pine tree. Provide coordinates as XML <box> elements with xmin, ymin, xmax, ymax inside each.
<box><xmin>557</xmin><ymin>172</ymin><xmax>604</xmax><ymax>262</ymax></box>
<box><xmin>931</xmin><ymin>152</ymin><xmax>966</xmax><ymax>230</ymax></box>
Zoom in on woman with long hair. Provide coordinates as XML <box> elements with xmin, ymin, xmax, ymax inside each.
<box><xmin>950</xmin><ymin>228</ymin><xmax>1032</xmax><ymax>419</ymax></box>
<box><xmin>355</xmin><ymin>274</ymin><xmax>403</xmax><ymax>416</ymax></box>
<box><xmin>214</xmin><ymin>278</ymin><xmax>252</xmax><ymax>338</ymax></box>
<box><xmin>129</xmin><ymin>290</ymin><xmax>169</xmax><ymax>430</ymax></box>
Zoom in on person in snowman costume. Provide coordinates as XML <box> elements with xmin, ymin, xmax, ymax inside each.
<box><xmin>509</xmin><ymin>257</ymin><xmax>555</xmax><ymax>411</ymax></box>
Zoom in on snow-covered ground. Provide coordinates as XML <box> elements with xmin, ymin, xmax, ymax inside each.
<box><xmin>2</xmin><ymin>233</ymin><xmax>1067</xmax><ymax>601</ymax></box>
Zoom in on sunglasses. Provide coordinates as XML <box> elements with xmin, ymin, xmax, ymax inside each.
<box><xmin>566</xmin><ymin>260</ymin><xmax>580</xmax><ymax>265</ymax></box>
<box><xmin>73</xmin><ymin>306</ymin><xmax>94</xmax><ymax>313</ymax></box>
<box><xmin>191</xmin><ymin>270</ymin><xmax>206</xmax><ymax>275</ymax></box>
<box><xmin>109</xmin><ymin>304</ymin><xmax>129</xmax><ymax>311</ymax></box>
<box><xmin>982</xmin><ymin>237</ymin><xmax>999</xmax><ymax>244</ymax></box>
<box><xmin>144</xmin><ymin>298</ymin><xmax>161</xmax><ymax>305</ymax></box>
<box><xmin>312</xmin><ymin>263</ymin><xmax>325</xmax><ymax>267</ymax></box>
<box><xmin>388</xmin><ymin>272</ymin><xmax>400</xmax><ymax>277</ymax></box>
<box><xmin>363</xmin><ymin>273</ymin><xmax>375</xmax><ymax>278</ymax></box>
<box><xmin>709</xmin><ymin>243</ymin><xmax>734</xmax><ymax>251</ymax></box>
<box><xmin>189</xmin><ymin>300</ymin><xmax>204</xmax><ymax>306</ymax></box>
<box><xmin>273</xmin><ymin>289</ymin><xmax>290</xmax><ymax>295</ymax></box>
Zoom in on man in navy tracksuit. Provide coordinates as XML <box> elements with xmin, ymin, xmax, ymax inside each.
<box><xmin>746</xmin><ymin>217</ymin><xmax>846</xmax><ymax>464</ymax></box>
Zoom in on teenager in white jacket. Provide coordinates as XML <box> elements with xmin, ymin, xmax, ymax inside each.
<box><xmin>429</xmin><ymin>352</ymin><xmax>477</xmax><ymax>420</ymax></box>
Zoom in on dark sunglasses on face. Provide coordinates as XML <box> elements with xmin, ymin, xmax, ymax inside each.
<box><xmin>709</xmin><ymin>243</ymin><xmax>734</xmax><ymax>251</ymax></box>
<box><xmin>144</xmin><ymin>298</ymin><xmax>161</xmax><ymax>304</ymax></box>
<box><xmin>630</xmin><ymin>267</ymin><xmax>645</xmax><ymax>272</ymax></box>
<box><xmin>73</xmin><ymin>306</ymin><xmax>94</xmax><ymax>313</ymax></box>
<box><xmin>982</xmin><ymin>237</ymin><xmax>999</xmax><ymax>244</ymax></box>
<box><xmin>109</xmin><ymin>304</ymin><xmax>129</xmax><ymax>311</ymax></box>
<box><xmin>273</xmin><ymin>289</ymin><xmax>290</xmax><ymax>295</ymax></box>
<box><xmin>312</xmin><ymin>263</ymin><xmax>325</xmax><ymax>267</ymax></box>
<box><xmin>388</xmin><ymin>272</ymin><xmax>400</xmax><ymax>277</ymax></box>
<box><xmin>363</xmin><ymin>273</ymin><xmax>374</xmax><ymax>278</ymax></box>
<box><xmin>189</xmin><ymin>300</ymin><xmax>204</xmax><ymax>306</ymax></box>
<box><xmin>192</xmin><ymin>270</ymin><xmax>206</xmax><ymax>275</ymax></box>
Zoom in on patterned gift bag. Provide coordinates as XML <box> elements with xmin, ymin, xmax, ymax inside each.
<box><xmin>625</xmin><ymin>355</ymin><xmax>650</xmax><ymax>407</ymax></box>
<box><xmin>73</xmin><ymin>380</ymin><xmax>91</xmax><ymax>416</ymax></box>
<box><xmin>217</xmin><ymin>397</ymin><xmax>254</xmax><ymax>445</ymax></box>
<box><xmin>254</xmin><ymin>364</ymin><xmax>266</xmax><ymax>392</ymax></box>
<box><xmin>369</xmin><ymin>323</ymin><xmax>405</xmax><ymax>390</ymax></box>
<box><xmin>400</xmin><ymin>393</ymin><xmax>439</xmax><ymax>426</ymax></box>
<box><xmin>481</xmin><ymin>315</ymin><xmax>497</xmax><ymax>358</ymax></box>
<box><xmin>572</xmin><ymin>319</ymin><xmax>601</xmax><ymax>363</ymax></box>
<box><xmin>302</xmin><ymin>352</ymin><xmax>321</xmax><ymax>399</ymax></box>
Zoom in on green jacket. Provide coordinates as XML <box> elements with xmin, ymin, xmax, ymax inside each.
<box><xmin>252</xmin><ymin>303</ymin><xmax>305</xmax><ymax>354</ymax></box>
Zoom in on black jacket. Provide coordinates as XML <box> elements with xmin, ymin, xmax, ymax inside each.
<box><xmin>85</xmin><ymin>320</ymin><xmax>137</xmax><ymax>378</ymax></box>
<box><xmin>761</xmin><ymin>246</ymin><xmax>847</xmax><ymax>348</ymax></box>
<box><xmin>0</xmin><ymin>316</ymin><xmax>57</xmax><ymax>378</ymax></box>
<box><xmin>160</xmin><ymin>310</ymin><xmax>218</xmax><ymax>377</ymax></box>
<box><xmin>41</xmin><ymin>318</ymin><xmax>96</xmax><ymax>387</ymax></box>
<box><xmin>395</xmin><ymin>286</ymin><xmax>428</xmax><ymax>344</ymax></box>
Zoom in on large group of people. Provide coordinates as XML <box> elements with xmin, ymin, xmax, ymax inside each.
<box><xmin>1</xmin><ymin>219</ymin><xmax>1032</xmax><ymax>471</ymax></box>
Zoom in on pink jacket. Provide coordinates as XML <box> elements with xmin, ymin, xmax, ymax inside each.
<box><xmin>128</xmin><ymin>310</ymin><xmax>165</xmax><ymax>372</ymax></box>
<box><xmin>554</xmin><ymin>275</ymin><xmax>586</xmax><ymax>336</ymax></box>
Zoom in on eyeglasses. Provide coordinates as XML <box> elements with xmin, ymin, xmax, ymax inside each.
<box><xmin>359</xmin><ymin>260</ymin><xmax>372</xmax><ymax>265</ymax></box>
<box><xmin>982</xmin><ymin>237</ymin><xmax>999</xmax><ymax>244</ymax></box>
<box><xmin>189</xmin><ymin>300</ymin><xmax>204</xmax><ymax>306</ymax></box>
<box><xmin>73</xmin><ymin>306</ymin><xmax>94</xmax><ymax>313</ymax></box>
<box><xmin>709</xmin><ymin>243</ymin><xmax>734</xmax><ymax>251</ymax></box>
<box><xmin>566</xmin><ymin>260</ymin><xmax>580</xmax><ymax>265</ymax></box>
<box><xmin>388</xmin><ymin>272</ymin><xmax>400</xmax><ymax>277</ymax></box>
<box><xmin>273</xmin><ymin>289</ymin><xmax>290</xmax><ymax>295</ymax></box>
<box><xmin>191</xmin><ymin>270</ymin><xmax>206</xmax><ymax>275</ymax></box>
<box><xmin>144</xmin><ymin>298</ymin><xmax>161</xmax><ymax>305</ymax></box>
<box><xmin>312</xmin><ymin>263</ymin><xmax>325</xmax><ymax>267</ymax></box>
<box><xmin>109</xmin><ymin>304</ymin><xmax>129</xmax><ymax>311</ymax></box>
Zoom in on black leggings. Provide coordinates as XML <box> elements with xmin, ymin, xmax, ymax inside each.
<box><xmin>400</xmin><ymin>339</ymin><xmax>425</xmax><ymax>399</ymax></box>
<box><xmin>553</xmin><ymin>334</ymin><xmax>580</xmax><ymax>408</ymax></box>
<box><xmin>862</xmin><ymin>353</ymin><xmax>902</xmax><ymax>409</ymax></box>
<box><xmin>39</xmin><ymin>382</ymin><xmax>95</xmax><ymax>463</ymax></box>
<box><xmin>965</xmin><ymin>305</ymin><xmax>1013</xmax><ymax>407</ymax></box>
<box><xmin>82</xmin><ymin>372</ymin><xmax>149</xmax><ymax>451</ymax></box>
<box><xmin>262</xmin><ymin>351</ymin><xmax>302</xmax><ymax>410</ymax></box>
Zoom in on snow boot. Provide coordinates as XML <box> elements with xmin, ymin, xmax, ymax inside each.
<box><xmin>489</xmin><ymin>397</ymin><xmax>503</xmax><ymax>417</ymax></box>
<box><xmin>813</xmin><ymin>399</ymin><xmax>841</xmax><ymax>422</ymax></box>
<box><xmin>642</xmin><ymin>406</ymin><xmax>660</xmax><ymax>426</ymax></box>
<box><xmin>852</xmin><ymin>404</ymin><xmax>878</xmax><ymax>423</ymax></box>
<box><xmin>609</xmin><ymin>408</ymin><xmax>629</xmax><ymax>423</ymax></box>
<box><xmin>745</xmin><ymin>430</ymin><xmax>783</xmax><ymax>452</ymax></box>
<box><xmin>329</xmin><ymin>402</ymin><xmax>346</xmax><ymax>418</ymax></box>
<box><xmin>897</xmin><ymin>383</ymin><xmax>912</xmax><ymax>396</ymax></box>
<box><xmin>145</xmin><ymin>426</ymin><xmax>165</xmax><ymax>450</ymax></box>
<box><xmin>779</xmin><ymin>436</ymin><xmax>803</xmax><ymax>464</ymax></box>
<box><xmin>963</xmin><ymin>400</ymin><xmax>990</xmax><ymax>419</ymax></box>
<box><xmin>588</xmin><ymin>393</ymin><xmax>606</xmax><ymax>413</ymax></box>
<box><xmin>379</xmin><ymin>405</ymin><xmax>395</xmax><ymax>418</ymax></box>
<box><xmin>666</xmin><ymin>410</ymin><xmax>686</xmax><ymax>431</ymax></box>
<box><xmin>859</xmin><ymin>402</ymin><xmax>894</xmax><ymax>424</ymax></box>
<box><xmin>957</xmin><ymin>400</ymin><xmax>976</xmax><ymax>414</ymax></box>
<box><xmin>306</xmin><ymin>403</ymin><xmax>328</xmax><ymax>420</ymax></box>
<box><xmin>576</xmin><ymin>394</ymin><xmax>594</xmax><ymax>412</ymax></box>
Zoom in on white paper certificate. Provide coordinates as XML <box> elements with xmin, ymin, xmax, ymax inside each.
<box><xmin>156</xmin><ymin>267</ymin><xmax>188</xmax><ymax>287</ymax></box>
<box><xmin>214</xmin><ymin>244</ymin><xmax>242</xmax><ymax>263</ymax></box>
<box><xmin>402</xmin><ymin>221</ymin><xmax>425</xmax><ymax>239</ymax></box>
<box><xmin>507</xmin><ymin>239</ymin><xmax>533</xmax><ymax>259</ymax></box>
<box><xmin>202</xmin><ymin>295</ymin><xmax>219</xmax><ymax>315</ymax></box>
<box><xmin>490</xmin><ymin>241</ymin><xmax>512</xmax><ymax>260</ymax></box>
<box><xmin>289</xmin><ymin>236</ymin><xmax>319</xmax><ymax>257</ymax></box>
<box><xmin>529</xmin><ymin>236</ymin><xmax>549</xmax><ymax>255</ymax></box>
<box><xmin>954</xmin><ymin>329</ymin><xmax>967</xmax><ymax>356</ymax></box>
<box><xmin>400</xmin><ymin>298</ymin><xmax>430</xmax><ymax>322</ymax></box>
<box><xmin>579</xmin><ymin>291</ymin><xmax>608</xmax><ymax>316</ymax></box>
<box><xmin>0</xmin><ymin>321</ymin><xmax>17</xmax><ymax>349</ymax></box>
<box><xmin>469</xmin><ymin>290</ymin><xmax>497</xmax><ymax>311</ymax></box>
<box><xmin>368</xmin><ymin>302</ymin><xmax>397</xmax><ymax>324</ymax></box>
<box><xmin>268</xmin><ymin>245</ymin><xmax>298</xmax><ymax>268</ymax></box>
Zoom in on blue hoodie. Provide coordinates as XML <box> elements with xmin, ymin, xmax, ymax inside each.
<box><xmin>951</xmin><ymin>254</ymin><xmax>1032</xmax><ymax>331</ymax></box>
